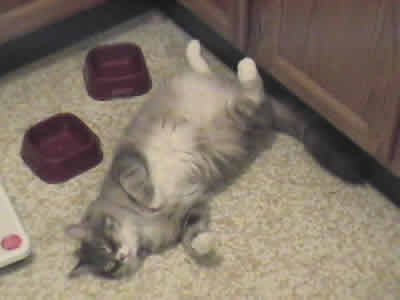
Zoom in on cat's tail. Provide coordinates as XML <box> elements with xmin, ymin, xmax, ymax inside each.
<box><xmin>186</xmin><ymin>40</ymin><xmax>211</xmax><ymax>74</ymax></box>
<box><xmin>302</xmin><ymin>117</ymin><xmax>373</xmax><ymax>184</ymax></box>
<box><xmin>270</xmin><ymin>90</ymin><xmax>373</xmax><ymax>184</ymax></box>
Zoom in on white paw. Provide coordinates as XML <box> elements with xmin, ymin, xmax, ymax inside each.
<box><xmin>187</xmin><ymin>39</ymin><xmax>201</xmax><ymax>57</ymax></box>
<box><xmin>191</xmin><ymin>232</ymin><xmax>215</xmax><ymax>256</ymax></box>
<box><xmin>238</xmin><ymin>57</ymin><xmax>258</xmax><ymax>83</ymax></box>
<box><xmin>186</xmin><ymin>39</ymin><xmax>211</xmax><ymax>74</ymax></box>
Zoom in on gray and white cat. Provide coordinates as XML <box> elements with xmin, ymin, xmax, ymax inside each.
<box><xmin>65</xmin><ymin>40</ymin><xmax>272</xmax><ymax>278</ymax></box>
<box><xmin>65</xmin><ymin>39</ymin><xmax>371</xmax><ymax>279</ymax></box>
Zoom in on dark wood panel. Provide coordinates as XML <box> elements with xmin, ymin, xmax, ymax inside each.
<box><xmin>177</xmin><ymin>0</ymin><xmax>248</xmax><ymax>50</ymax></box>
<box><xmin>303</xmin><ymin>0</ymin><xmax>382</xmax><ymax>117</ymax></box>
<box><xmin>248</xmin><ymin>0</ymin><xmax>400</xmax><ymax>174</ymax></box>
<box><xmin>246</xmin><ymin>0</ymin><xmax>280</xmax><ymax>65</ymax></box>
<box><xmin>0</xmin><ymin>0</ymin><xmax>109</xmax><ymax>45</ymax></box>
<box><xmin>379</xmin><ymin>2</ymin><xmax>400</xmax><ymax>171</ymax></box>
<box><xmin>0</xmin><ymin>0</ymin><xmax>34</xmax><ymax>14</ymax></box>
<box><xmin>277</xmin><ymin>0</ymin><xmax>314</xmax><ymax>73</ymax></box>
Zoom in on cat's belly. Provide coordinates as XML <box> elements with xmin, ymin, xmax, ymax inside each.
<box><xmin>170</xmin><ymin>72</ymin><xmax>237</xmax><ymax>125</ymax></box>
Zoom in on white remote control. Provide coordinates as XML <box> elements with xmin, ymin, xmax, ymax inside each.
<box><xmin>0</xmin><ymin>183</ymin><xmax>31</xmax><ymax>268</ymax></box>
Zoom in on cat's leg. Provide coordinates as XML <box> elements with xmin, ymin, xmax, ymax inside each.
<box><xmin>186</xmin><ymin>39</ymin><xmax>211</xmax><ymax>74</ymax></box>
<box><xmin>238</xmin><ymin>58</ymin><xmax>261</xmax><ymax>86</ymax></box>
<box><xmin>181</xmin><ymin>203</ymin><xmax>216</xmax><ymax>257</ymax></box>
<box><xmin>228</xmin><ymin>57</ymin><xmax>273</xmax><ymax>133</ymax></box>
<box><xmin>237</xmin><ymin>57</ymin><xmax>264</xmax><ymax>105</ymax></box>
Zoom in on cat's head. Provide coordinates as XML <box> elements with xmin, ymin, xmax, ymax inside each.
<box><xmin>64</xmin><ymin>146</ymin><xmax>167</xmax><ymax>279</ymax></box>
<box><xmin>65</xmin><ymin>214</ymin><xmax>151</xmax><ymax>279</ymax></box>
<box><xmin>65</xmin><ymin>145</ymin><xmax>190</xmax><ymax>278</ymax></box>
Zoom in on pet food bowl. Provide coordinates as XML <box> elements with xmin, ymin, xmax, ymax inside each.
<box><xmin>84</xmin><ymin>43</ymin><xmax>152</xmax><ymax>100</ymax></box>
<box><xmin>21</xmin><ymin>113</ymin><xmax>103</xmax><ymax>183</ymax></box>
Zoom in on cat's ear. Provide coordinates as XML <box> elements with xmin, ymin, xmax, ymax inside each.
<box><xmin>65</xmin><ymin>222</ymin><xmax>90</xmax><ymax>240</ymax></box>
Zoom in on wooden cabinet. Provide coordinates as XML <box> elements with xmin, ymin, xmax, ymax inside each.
<box><xmin>177</xmin><ymin>0</ymin><xmax>249</xmax><ymax>50</ymax></box>
<box><xmin>0</xmin><ymin>0</ymin><xmax>108</xmax><ymax>45</ymax></box>
<box><xmin>0</xmin><ymin>0</ymin><xmax>33</xmax><ymax>14</ymax></box>
<box><xmin>246</xmin><ymin>0</ymin><xmax>400</xmax><ymax>175</ymax></box>
<box><xmin>174</xmin><ymin>0</ymin><xmax>400</xmax><ymax>176</ymax></box>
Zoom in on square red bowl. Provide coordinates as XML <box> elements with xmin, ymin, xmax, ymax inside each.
<box><xmin>84</xmin><ymin>43</ymin><xmax>152</xmax><ymax>100</ymax></box>
<box><xmin>21</xmin><ymin>113</ymin><xmax>103</xmax><ymax>183</ymax></box>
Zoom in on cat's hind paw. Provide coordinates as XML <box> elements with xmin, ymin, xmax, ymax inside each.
<box><xmin>238</xmin><ymin>57</ymin><xmax>259</xmax><ymax>84</ymax></box>
<box><xmin>191</xmin><ymin>232</ymin><xmax>216</xmax><ymax>256</ymax></box>
<box><xmin>186</xmin><ymin>39</ymin><xmax>211</xmax><ymax>74</ymax></box>
<box><xmin>187</xmin><ymin>39</ymin><xmax>201</xmax><ymax>57</ymax></box>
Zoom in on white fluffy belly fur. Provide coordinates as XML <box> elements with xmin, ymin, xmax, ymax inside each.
<box><xmin>140</xmin><ymin>72</ymin><xmax>238</xmax><ymax>209</ymax></box>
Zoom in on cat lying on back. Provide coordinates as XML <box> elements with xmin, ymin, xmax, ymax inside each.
<box><xmin>65</xmin><ymin>40</ymin><xmax>371</xmax><ymax>279</ymax></box>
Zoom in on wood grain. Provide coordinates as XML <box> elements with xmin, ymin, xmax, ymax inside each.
<box><xmin>248</xmin><ymin>0</ymin><xmax>400</xmax><ymax>174</ymax></box>
<box><xmin>0</xmin><ymin>0</ymin><xmax>33</xmax><ymax>15</ymax></box>
<box><xmin>0</xmin><ymin>0</ymin><xmax>106</xmax><ymax>45</ymax></box>
<box><xmin>178</xmin><ymin>0</ymin><xmax>248</xmax><ymax>50</ymax></box>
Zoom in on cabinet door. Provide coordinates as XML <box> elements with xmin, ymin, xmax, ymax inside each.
<box><xmin>0</xmin><ymin>0</ymin><xmax>33</xmax><ymax>14</ymax></box>
<box><xmin>247</xmin><ymin>0</ymin><xmax>400</xmax><ymax>174</ymax></box>
<box><xmin>0</xmin><ymin>0</ymin><xmax>108</xmax><ymax>44</ymax></box>
<box><xmin>177</xmin><ymin>0</ymin><xmax>249</xmax><ymax>50</ymax></box>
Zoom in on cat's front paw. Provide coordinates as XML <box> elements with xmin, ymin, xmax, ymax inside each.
<box><xmin>191</xmin><ymin>232</ymin><xmax>216</xmax><ymax>256</ymax></box>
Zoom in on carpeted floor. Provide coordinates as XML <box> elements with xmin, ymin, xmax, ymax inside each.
<box><xmin>0</xmin><ymin>11</ymin><xmax>399</xmax><ymax>300</ymax></box>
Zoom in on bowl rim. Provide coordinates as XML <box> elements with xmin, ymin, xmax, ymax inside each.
<box><xmin>24</xmin><ymin>112</ymin><xmax>100</xmax><ymax>163</ymax></box>
<box><xmin>85</xmin><ymin>43</ymin><xmax>147</xmax><ymax>80</ymax></box>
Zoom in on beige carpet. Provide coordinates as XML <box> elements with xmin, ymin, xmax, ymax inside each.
<box><xmin>0</xmin><ymin>11</ymin><xmax>399</xmax><ymax>300</ymax></box>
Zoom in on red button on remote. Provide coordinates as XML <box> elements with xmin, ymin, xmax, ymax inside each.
<box><xmin>1</xmin><ymin>234</ymin><xmax>22</xmax><ymax>250</ymax></box>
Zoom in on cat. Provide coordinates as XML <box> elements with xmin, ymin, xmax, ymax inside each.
<box><xmin>65</xmin><ymin>39</ymin><xmax>371</xmax><ymax>279</ymax></box>
<box><xmin>65</xmin><ymin>39</ymin><xmax>273</xmax><ymax>278</ymax></box>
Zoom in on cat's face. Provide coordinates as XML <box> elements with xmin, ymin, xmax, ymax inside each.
<box><xmin>65</xmin><ymin>215</ymin><xmax>150</xmax><ymax>279</ymax></box>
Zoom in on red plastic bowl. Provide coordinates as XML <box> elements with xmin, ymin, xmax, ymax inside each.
<box><xmin>84</xmin><ymin>43</ymin><xmax>152</xmax><ymax>100</ymax></box>
<box><xmin>21</xmin><ymin>113</ymin><xmax>103</xmax><ymax>183</ymax></box>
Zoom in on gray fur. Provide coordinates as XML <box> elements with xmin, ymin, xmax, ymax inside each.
<box><xmin>65</xmin><ymin>41</ymin><xmax>271</xmax><ymax>278</ymax></box>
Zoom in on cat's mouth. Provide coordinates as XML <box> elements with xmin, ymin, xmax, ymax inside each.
<box><xmin>116</xmin><ymin>249</ymin><xmax>132</xmax><ymax>262</ymax></box>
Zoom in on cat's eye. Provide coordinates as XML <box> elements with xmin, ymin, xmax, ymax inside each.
<box><xmin>102</xmin><ymin>246</ymin><xmax>112</xmax><ymax>254</ymax></box>
<box><xmin>186</xmin><ymin>214</ymin><xmax>201</xmax><ymax>226</ymax></box>
<box><xmin>137</xmin><ymin>247</ymin><xmax>151</xmax><ymax>258</ymax></box>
